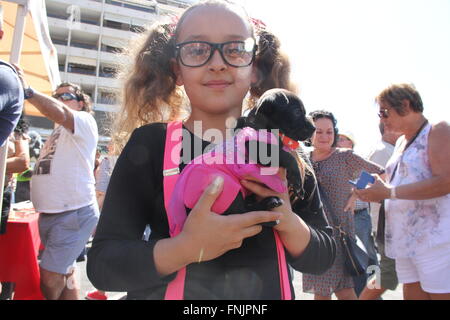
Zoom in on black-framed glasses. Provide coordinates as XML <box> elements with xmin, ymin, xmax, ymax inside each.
<box><xmin>378</xmin><ymin>109</ymin><xmax>389</xmax><ymax>119</ymax></box>
<box><xmin>175</xmin><ymin>39</ymin><xmax>257</xmax><ymax>68</ymax></box>
<box><xmin>52</xmin><ymin>92</ymin><xmax>79</xmax><ymax>102</ymax></box>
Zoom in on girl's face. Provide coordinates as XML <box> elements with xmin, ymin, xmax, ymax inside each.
<box><xmin>173</xmin><ymin>5</ymin><xmax>256</xmax><ymax>117</ymax></box>
<box><xmin>312</xmin><ymin>118</ymin><xmax>335</xmax><ymax>151</ymax></box>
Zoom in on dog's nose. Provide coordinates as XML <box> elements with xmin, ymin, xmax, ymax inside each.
<box><xmin>298</xmin><ymin>121</ymin><xmax>316</xmax><ymax>141</ymax></box>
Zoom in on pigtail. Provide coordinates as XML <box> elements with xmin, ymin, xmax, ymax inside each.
<box><xmin>249</xmin><ymin>30</ymin><xmax>297</xmax><ymax>108</ymax></box>
<box><xmin>111</xmin><ymin>22</ymin><xmax>186</xmax><ymax>153</ymax></box>
<box><xmin>249</xmin><ymin>29</ymin><xmax>312</xmax><ymax>196</ymax></box>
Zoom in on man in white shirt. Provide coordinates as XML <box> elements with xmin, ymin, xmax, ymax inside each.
<box><xmin>15</xmin><ymin>65</ymin><xmax>99</xmax><ymax>300</ymax></box>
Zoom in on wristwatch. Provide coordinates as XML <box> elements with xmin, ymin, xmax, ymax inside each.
<box><xmin>24</xmin><ymin>86</ymin><xmax>35</xmax><ymax>100</ymax></box>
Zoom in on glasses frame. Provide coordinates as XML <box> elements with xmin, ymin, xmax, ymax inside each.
<box><xmin>52</xmin><ymin>92</ymin><xmax>80</xmax><ymax>102</ymax></box>
<box><xmin>378</xmin><ymin>109</ymin><xmax>389</xmax><ymax>119</ymax></box>
<box><xmin>175</xmin><ymin>40</ymin><xmax>258</xmax><ymax>68</ymax></box>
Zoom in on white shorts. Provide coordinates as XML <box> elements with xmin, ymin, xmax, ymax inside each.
<box><xmin>395</xmin><ymin>242</ymin><xmax>450</xmax><ymax>294</ymax></box>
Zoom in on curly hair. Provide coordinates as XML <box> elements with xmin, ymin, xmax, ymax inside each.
<box><xmin>309</xmin><ymin>110</ymin><xmax>339</xmax><ymax>147</ymax></box>
<box><xmin>111</xmin><ymin>0</ymin><xmax>295</xmax><ymax>152</ymax></box>
<box><xmin>249</xmin><ymin>30</ymin><xmax>296</xmax><ymax>105</ymax></box>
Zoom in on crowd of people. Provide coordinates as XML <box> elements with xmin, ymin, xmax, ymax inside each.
<box><xmin>1</xmin><ymin>0</ymin><xmax>449</xmax><ymax>300</ymax></box>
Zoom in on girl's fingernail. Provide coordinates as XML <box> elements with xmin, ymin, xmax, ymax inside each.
<box><xmin>209</xmin><ymin>176</ymin><xmax>224</xmax><ymax>194</ymax></box>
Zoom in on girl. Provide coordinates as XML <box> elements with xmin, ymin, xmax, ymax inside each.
<box><xmin>87</xmin><ymin>0</ymin><xmax>335</xmax><ymax>300</ymax></box>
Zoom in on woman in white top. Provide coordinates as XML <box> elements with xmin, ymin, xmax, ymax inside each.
<box><xmin>356</xmin><ymin>83</ymin><xmax>450</xmax><ymax>300</ymax></box>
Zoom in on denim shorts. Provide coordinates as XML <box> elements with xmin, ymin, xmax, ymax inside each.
<box><xmin>39</xmin><ymin>204</ymin><xmax>99</xmax><ymax>275</ymax></box>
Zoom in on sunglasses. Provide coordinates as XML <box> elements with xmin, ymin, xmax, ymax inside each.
<box><xmin>378</xmin><ymin>109</ymin><xmax>389</xmax><ymax>119</ymax></box>
<box><xmin>175</xmin><ymin>39</ymin><xmax>257</xmax><ymax>68</ymax></box>
<box><xmin>52</xmin><ymin>92</ymin><xmax>80</xmax><ymax>101</ymax></box>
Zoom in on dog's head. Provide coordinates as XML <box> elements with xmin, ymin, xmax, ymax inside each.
<box><xmin>246</xmin><ymin>89</ymin><xmax>315</xmax><ymax>142</ymax></box>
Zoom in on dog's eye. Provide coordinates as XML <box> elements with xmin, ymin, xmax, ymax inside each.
<box><xmin>293</xmin><ymin>108</ymin><xmax>303</xmax><ymax>117</ymax></box>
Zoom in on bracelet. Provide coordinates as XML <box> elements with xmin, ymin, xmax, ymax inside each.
<box><xmin>198</xmin><ymin>248</ymin><xmax>204</xmax><ymax>264</ymax></box>
<box><xmin>390</xmin><ymin>187</ymin><xmax>397</xmax><ymax>199</ymax></box>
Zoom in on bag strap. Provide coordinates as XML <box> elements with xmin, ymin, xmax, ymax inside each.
<box><xmin>274</xmin><ymin>231</ymin><xmax>292</xmax><ymax>300</ymax></box>
<box><xmin>162</xmin><ymin>121</ymin><xmax>186</xmax><ymax>300</ymax></box>
<box><xmin>317</xmin><ymin>183</ymin><xmax>340</xmax><ymax>227</ymax></box>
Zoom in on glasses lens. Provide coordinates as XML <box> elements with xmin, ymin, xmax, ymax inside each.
<box><xmin>378</xmin><ymin>109</ymin><xmax>388</xmax><ymax>118</ymax></box>
<box><xmin>55</xmin><ymin>93</ymin><xmax>77</xmax><ymax>101</ymax></box>
<box><xmin>179</xmin><ymin>42</ymin><xmax>212</xmax><ymax>67</ymax></box>
<box><xmin>177</xmin><ymin>40</ymin><xmax>256</xmax><ymax>67</ymax></box>
<box><xmin>222</xmin><ymin>41</ymin><xmax>255</xmax><ymax>67</ymax></box>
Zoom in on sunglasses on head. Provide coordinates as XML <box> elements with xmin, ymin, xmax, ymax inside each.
<box><xmin>52</xmin><ymin>92</ymin><xmax>80</xmax><ymax>101</ymax></box>
<box><xmin>378</xmin><ymin>109</ymin><xmax>389</xmax><ymax>119</ymax></box>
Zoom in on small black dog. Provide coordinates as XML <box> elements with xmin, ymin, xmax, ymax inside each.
<box><xmin>237</xmin><ymin>88</ymin><xmax>316</xmax><ymax>215</ymax></box>
<box><xmin>170</xmin><ymin>88</ymin><xmax>316</xmax><ymax>229</ymax></box>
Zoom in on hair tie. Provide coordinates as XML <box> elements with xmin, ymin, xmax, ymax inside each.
<box><xmin>250</xmin><ymin>17</ymin><xmax>266</xmax><ymax>33</ymax></box>
<box><xmin>167</xmin><ymin>14</ymin><xmax>180</xmax><ymax>37</ymax></box>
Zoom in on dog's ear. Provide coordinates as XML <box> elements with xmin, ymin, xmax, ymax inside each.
<box><xmin>246</xmin><ymin>103</ymin><xmax>272</xmax><ymax>130</ymax></box>
<box><xmin>247</xmin><ymin>89</ymin><xmax>288</xmax><ymax>130</ymax></box>
<box><xmin>258</xmin><ymin>90</ymin><xmax>289</xmax><ymax>116</ymax></box>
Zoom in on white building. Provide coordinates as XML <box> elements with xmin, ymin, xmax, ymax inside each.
<box><xmin>31</xmin><ymin>0</ymin><xmax>186</xmax><ymax>145</ymax></box>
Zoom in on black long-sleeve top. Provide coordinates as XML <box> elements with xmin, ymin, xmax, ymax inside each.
<box><xmin>87</xmin><ymin>123</ymin><xmax>336</xmax><ymax>299</ymax></box>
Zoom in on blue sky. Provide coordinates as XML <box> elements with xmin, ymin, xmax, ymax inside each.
<box><xmin>240</xmin><ymin>0</ymin><xmax>450</xmax><ymax>155</ymax></box>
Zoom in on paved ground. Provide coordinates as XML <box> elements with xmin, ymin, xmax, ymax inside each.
<box><xmin>78</xmin><ymin>256</ymin><xmax>403</xmax><ymax>300</ymax></box>
<box><xmin>292</xmin><ymin>270</ymin><xmax>403</xmax><ymax>300</ymax></box>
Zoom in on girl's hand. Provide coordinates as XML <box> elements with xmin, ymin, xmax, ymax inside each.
<box><xmin>240</xmin><ymin>168</ymin><xmax>297</xmax><ymax>234</ymax></box>
<box><xmin>240</xmin><ymin>168</ymin><xmax>311</xmax><ymax>258</ymax></box>
<box><xmin>355</xmin><ymin>174</ymin><xmax>390</xmax><ymax>203</ymax></box>
<box><xmin>180</xmin><ymin>176</ymin><xmax>282</xmax><ymax>264</ymax></box>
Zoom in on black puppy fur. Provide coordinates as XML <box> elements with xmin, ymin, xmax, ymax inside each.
<box><xmin>236</xmin><ymin>89</ymin><xmax>316</xmax><ymax>223</ymax></box>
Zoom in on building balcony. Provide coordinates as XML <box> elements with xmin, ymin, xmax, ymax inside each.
<box><xmin>53</xmin><ymin>43</ymin><xmax>125</xmax><ymax>66</ymax></box>
<box><xmin>46</xmin><ymin>0</ymin><xmax>159</xmax><ymax>27</ymax></box>
<box><xmin>47</xmin><ymin>16</ymin><xmax>101</xmax><ymax>38</ymax></box>
<box><xmin>94</xmin><ymin>102</ymin><xmax>120</xmax><ymax>112</ymax></box>
<box><xmin>59</xmin><ymin>71</ymin><xmax>121</xmax><ymax>89</ymax></box>
<box><xmin>54</xmin><ymin>44</ymin><xmax>98</xmax><ymax>63</ymax></box>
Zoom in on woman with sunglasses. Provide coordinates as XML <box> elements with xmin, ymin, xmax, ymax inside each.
<box><xmin>356</xmin><ymin>83</ymin><xmax>450</xmax><ymax>300</ymax></box>
<box><xmin>87</xmin><ymin>0</ymin><xmax>336</xmax><ymax>300</ymax></box>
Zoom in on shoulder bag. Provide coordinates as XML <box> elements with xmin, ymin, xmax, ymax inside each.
<box><xmin>318</xmin><ymin>184</ymin><xmax>369</xmax><ymax>276</ymax></box>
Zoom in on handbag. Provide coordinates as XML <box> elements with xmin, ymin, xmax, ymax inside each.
<box><xmin>318</xmin><ymin>184</ymin><xmax>369</xmax><ymax>276</ymax></box>
<box><xmin>339</xmin><ymin>227</ymin><xmax>369</xmax><ymax>276</ymax></box>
